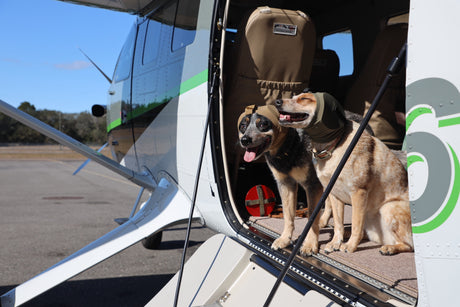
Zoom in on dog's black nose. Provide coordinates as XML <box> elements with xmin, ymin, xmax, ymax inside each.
<box><xmin>274</xmin><ymin>99</ymin><xmax>283</xmax><ymax>108</ymax></box>
<box><xmin>240</xmin><ymin>135</ymin><xmax>252</xmax><ymax>147</ymax></box>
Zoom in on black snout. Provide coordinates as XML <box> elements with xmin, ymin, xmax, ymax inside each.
<box><xmin>240</xmin><ymin>135</ymin><xmax>252</xmax><ymax>146</ymax></box>
<box><xmin>274</xmin><ymin>99</ymin><xmax>283</xmax><ymax>108</ymax></box>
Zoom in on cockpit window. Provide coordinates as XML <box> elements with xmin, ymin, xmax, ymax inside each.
<box><xmin>113</xmin><ymin>25</ymin><xmax>136</xmax><ymax>83</ymax></box>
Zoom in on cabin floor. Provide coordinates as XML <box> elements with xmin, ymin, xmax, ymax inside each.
<box><xmin>247</xmin><ymin>205</ymin><xmax>417</xmax><ymax>304</ymax></box>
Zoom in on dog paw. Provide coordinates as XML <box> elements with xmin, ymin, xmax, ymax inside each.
<box><xmin>324</xmin><ymin>241</ymin><xmax>342</xmax><ymax>254</ymax></box>
<box><xmin>271</xmin><ymin>236</ymin><xmax>292</xmax><ymax>250</ymax></box>
<box><xmin>300</xmin><ymin>241</ymin><xmax>318</xmax><ymax>257</ymax></box>
<box><xmin>379</xmin><ymin>245</ymin><xmax>396</xmax><ymax>255</ymax></box>
<box><xmin>340</xmin><ymin>242</ymin><xmax>357</xmax><ymax>253</ymax></box>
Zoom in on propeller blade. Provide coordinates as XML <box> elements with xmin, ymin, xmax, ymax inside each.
<box><xmin>78</xmin><ymin>48</ymin><xmax>112</xmax><ymax>84</ymax></box>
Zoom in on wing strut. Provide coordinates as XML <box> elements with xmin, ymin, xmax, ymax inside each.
<box><xmin>264</xmin><ymin>43</ymin><xmax>407</xmax><ymax>306</ymax></box>
<box><xmin>0</xmin><ymin>99</ymin><xmax>156</xmax><ymax>191</ymax></box>
<box><xmin>1</xmin><ymin>176</ymin><xmax>201</xmax><ymax>307</ymax></box>
<box><xmin>73</xmin><ymin>142</ymin><xmax>108</xmax><ymax>175</ymax></box>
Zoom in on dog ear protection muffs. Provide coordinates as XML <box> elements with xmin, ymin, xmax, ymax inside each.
<box><xmin>304</xmin><ymin>92</ymin><xmax>346</xmax><ymax>143</ymax></box>
<box><xmin>237</xmin><ymin>104</ymin><xmax>288</xmax><ymax>147</ymax></box>
<box><xmin>237</xmin><ymin>104</ymin><xmax>281</xmax><ymax>131</ymax></box>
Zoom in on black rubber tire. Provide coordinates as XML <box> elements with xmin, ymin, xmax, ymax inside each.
<box><xmin>141</xmin><ymin>231</ymin><xmax>163</xmax><ymax>249</ymax></box>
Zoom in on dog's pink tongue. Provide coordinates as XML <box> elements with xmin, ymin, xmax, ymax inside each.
<box><xmin>244</xmin><ymin>150</ymin><xmax>256</xmax><ymax>162</ymax></box>
<box><xmin>280</xmin><ymin>114</ymin><xmax>291</xmax><ymax>121</ymax></box>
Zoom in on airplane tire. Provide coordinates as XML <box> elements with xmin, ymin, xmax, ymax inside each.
<box><xmin>141</xmin><ymin>231</ymin><xmax>163</xmax><ymax>249</ymax></box>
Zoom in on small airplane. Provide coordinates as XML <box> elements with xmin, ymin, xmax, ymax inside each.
<box><xmin>1</xmin><ymin>0</ymin><xmax>459</xmax><ymax>306</ymax></box>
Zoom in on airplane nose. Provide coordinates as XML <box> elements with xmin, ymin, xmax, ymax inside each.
<box><xmin>240</xmin><ymin>135</ymin><xmax>252</xmax><ymax>146</ymax></box>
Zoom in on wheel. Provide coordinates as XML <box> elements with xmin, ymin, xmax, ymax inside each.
<box><xmin>141</xmin><ymin>231</ymin><xmax>163</xmax><ymax>249</ymax></box>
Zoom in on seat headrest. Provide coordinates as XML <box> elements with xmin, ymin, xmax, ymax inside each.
<box><xmin>235</xmin><ymin>6</ymin><xmax>316</xmax><ymax>83</ymax></box>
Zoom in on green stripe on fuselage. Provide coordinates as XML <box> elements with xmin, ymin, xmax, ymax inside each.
<box><xmin>107</xmin><ymin>69</ymin><xmax>208</xmax><ymax>132</ymax></box>
<box><xmin>107</xmin><ymin>118</ymin><xmax>122</xmax><ymax>132</ymax></box>
<box><xmin>439</xmin><ymin>116</ymin><xmax>460</xmax><ymax>127</ymax></box>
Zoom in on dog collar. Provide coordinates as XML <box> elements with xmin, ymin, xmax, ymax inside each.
<box><xmin>311</xmin><ymin>134</ymin><xmax>342</xmax><ymax>160</ymax></box>
<box><xmin>304</xmin><ymin>92</ymin><xmax>346</xmax><ymax>143</ymax></box>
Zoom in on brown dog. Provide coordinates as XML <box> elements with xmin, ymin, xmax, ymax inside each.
<box><xmin>237</xmin><ymin>104</ymin><xmax>323</xmax><ymax>256</ymax></box>
<box><xmin>275</xmin><ymin>92</ymin><xmax>413</xmax><ymax>255</ymax></box>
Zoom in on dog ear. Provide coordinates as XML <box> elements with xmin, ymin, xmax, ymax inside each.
<box><xmin>238</xmin><ymin>105</ymin><xmax>258</xmax><ymax>131</ymax></box>
<box><xmin>244</xmin><ymin>104</ymin><xmax>258</xmax><ymax>114</ymax></box>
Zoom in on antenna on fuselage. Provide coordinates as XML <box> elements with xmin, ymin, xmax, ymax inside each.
<box><xmin>78</xmin><ymin>48</ymin><xmax>112</xmax><ymax>84</ymax></box>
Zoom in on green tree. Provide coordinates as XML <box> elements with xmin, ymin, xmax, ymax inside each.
<box><xmin>10</xmin><ymin>102</ymin><xmax>45</xmax><ymax>143</ymax></box>
<box><xmin>1</xmin><ymin>101</ymin><xmax>107</xmax><ymax>144</ymax></box>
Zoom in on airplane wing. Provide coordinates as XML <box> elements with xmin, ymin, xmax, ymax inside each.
<box><xmin>57</xmin><ymin>0</ymin><xmax>154</xmax><ymax>15</ymax></box>
<box><xmin>1</xmin><ymin>177</ymin><xmax>201</xmax><ymax>307</ymax></box>
<box><xmin>0</xmin><ymin>99</ymin><xmax>175</xmax><ymax>306</ymax></box>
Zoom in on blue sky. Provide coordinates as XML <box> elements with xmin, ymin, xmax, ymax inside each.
<box><xmin>0</xmin><ymin>1</ymin><xmax>355</xmax><ymax>114</ymax></box>
<box><xmin>0</xmin><ymin>0</ymin><xmax>136</xmax><ymax>113</ymax></box>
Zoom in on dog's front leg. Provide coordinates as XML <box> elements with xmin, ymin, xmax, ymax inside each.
<box><xmin>318</xmin><ymin>198</ymin><xmax>332</xmax><ymax>228</ymax></box>
<box><xmin>271</xmin><ymin>178</ymin><xmax>297</xmax><ymax>251</ymax></box>
<box><xmin>300</xmin><ymin>182</ymin><xmax>323</xmax><ymax>256</ymax></box>
<box><xmin>324</xmin><ymin>195</ymin><xmax>345</xmax><ymax>253</ymax></box>
<box><xmin>340</xmin><ymin>189</ymin><xmax>367</xmax><ymax>253</ymax></box>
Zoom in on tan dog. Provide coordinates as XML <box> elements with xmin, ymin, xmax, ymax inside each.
<box><xmin>275</xmin><ymin>92</ymin><xmax>413</xmax><ymax>255</ymax></box>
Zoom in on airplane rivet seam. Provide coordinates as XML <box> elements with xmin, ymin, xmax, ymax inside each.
<box><xmin>248</xmin><ymin>241</ymin><xmax>284</xmax><ymax>264</ymax></box>
<box><xmin>290</xmin><ymin>264</ymin><xmax>350</xmax><ymax>303</ymax></box>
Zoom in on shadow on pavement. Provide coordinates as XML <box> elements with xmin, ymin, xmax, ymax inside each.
<box><xmin>0</xmin><ymin>273</ymin><xmax>174</xmax><ymax>307</ymax></box>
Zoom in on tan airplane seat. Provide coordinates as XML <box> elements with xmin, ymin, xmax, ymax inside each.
<box><xmin>309</xmin><ymin>49</ymin><xmax>340</xmax><ymax>97</ymax></box>
<box><xmin>344</xmin><ymin>23</ymin><xmax>407</xmax><ymax>149</ymax></box>
<box><xmin>224</xmin><ymin>6</ymin><xmax>316</xmax><ymax>164</ymax></box>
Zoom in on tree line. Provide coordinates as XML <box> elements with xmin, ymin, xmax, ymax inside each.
<box><xmin>0</xmin><ymin>102</ymin><xmax>106</xmax><ymax>145</ymax></box>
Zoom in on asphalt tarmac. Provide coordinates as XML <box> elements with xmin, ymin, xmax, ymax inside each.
<box><xmin>0</xmin><ymin>159</ymin><xmax>216</xmax><ymax>306</ymax></box>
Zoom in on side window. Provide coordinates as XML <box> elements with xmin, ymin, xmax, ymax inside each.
<box><xmin>322</xmin><ymin>30</ymin><xmax>354</xmax><ymax>76</ymax></box>
<box><xmin>172</xmin><ymin>0</ymin><xmax>200</xmax><ymax>51</ymax></box>
<box><xmin>113</xmin><ymin>25</ymin><xmax>136</xmax><ymax>82</ymax></box>
<box><xmin>145</xmin><ymin>0</ymin><xmax>177</xmax><ymax>59</ymax></box>
<box><xmin>143</xmin><ymin>19</ymin><xmax>161</xmax><ymax>64</ymax></box>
